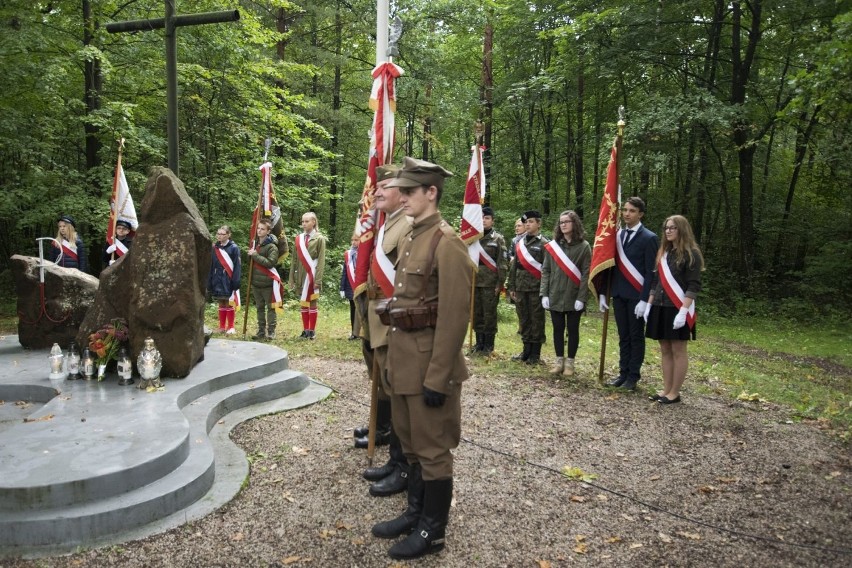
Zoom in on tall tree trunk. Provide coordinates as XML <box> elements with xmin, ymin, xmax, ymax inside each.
<box><xmin>730</xmin><ymin>0</ymin><xmax>763</xmax><ymax>284</ymax></box>
<box><xmin>481</xmin><ymin>18</ymin><xmax>493</xmax><ymax>203</ymax></box>
<box><xmin>82</xmin><ymin>0</ymin><xmax>101</xmax><ymax>176</ymax></box>
<box><xmin>328</xmin><ymin>4</ymin><xmax>342</xmax><ymax>232</ymax></box>
<box><xmin>573</xmin><ymin>50</ymin><xmax>585</xmax><ymax>217</ymax></box>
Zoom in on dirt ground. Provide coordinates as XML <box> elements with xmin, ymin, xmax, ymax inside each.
<box><xmin>4</xmin><ymin>355</ymin><xmax>850</xmax><ymax>567</ymax></box>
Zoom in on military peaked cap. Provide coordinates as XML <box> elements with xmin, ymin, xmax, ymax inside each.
<box><xmin>375</xmin><ymin>164</ymin><xmax>400</xmax><ymax>182</ymax></box>
<box><xmin>386</xmin><ymin>156</ymin><xmax>453</xmax><ymax>191</ymax></box>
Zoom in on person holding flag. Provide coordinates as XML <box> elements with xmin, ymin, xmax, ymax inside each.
<box><xmin>601</xmin><ymin>196</ymin><xmax>658</xmax><ymax>390</ymax></box>
<box><xmin>247</xmin><ymin>218</ymin><xmax>282</xmax><ymax>340</ymax></box>
<box><xmin>470</xmin><ymin>207</ymin><xmax>507</xmax><ymax>355</ymax></box>
<box><xmin>644</xmin><ymin>215</ymin><xmax>703</xmax><ymax>404</ymax></box>
<box><xmin>540</xmin><ymin>210</ymin><xmax>591</xmax><ymax>376</ymax></box>
<box><xmin>508</xmin><ymin>210</ymin><xmax>549</xmax><ymax>365</ymax></box>
<box><xmin>289</xmin><ymin>211</ymin><xmax>327</xmax><ymax>340</ymax></box>
<box><xmin>340</xmin><ymin>233</ymin><xmax>360</xmax><ymax>340</ymax></box>
<box><xmin>103</xmin><ymin>220</ymin><xmax>133</xmax><ymax>266</ymax></box>
<box><xmin>209</xmin><ymin>225</ymin><xmax>241</xmax><ymax>334</ymax></box>
<box><xmin>50</xmin><ymin>215</ymin><xmax>88</xmax><ymax>273</ymax></box>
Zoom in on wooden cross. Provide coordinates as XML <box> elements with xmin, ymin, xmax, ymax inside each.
<box><xmin>106</xmin><ymin>1</ymin><xmax>240</xmax><ymax>177</ymax></box>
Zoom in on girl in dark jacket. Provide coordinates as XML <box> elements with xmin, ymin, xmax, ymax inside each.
<box><xmin>49</xmin><ymin>215</ymin><xmax>88</xmax><ymax>273</ymax></box>
<box><xmin>644</xmin><ymin>215</ymin><xmax>704</xmax><ymax>404</ymax></box>
<box><xmin>209</xmin><ymin>225</ymin><xmax>241</xmax><ymax>334</ymax></box>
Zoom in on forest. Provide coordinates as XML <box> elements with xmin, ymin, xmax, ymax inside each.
<box><xmin>0</xmin><ymin>0</ymin><xmax>849</xmax><ymax>318</ymax></box>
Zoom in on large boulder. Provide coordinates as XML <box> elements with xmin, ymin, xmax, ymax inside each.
<box><xmin>77</xmin><ymin>167</ymin><xmax>212</xmax><ymax>377</ymax></box>
<box><xmin>12</xmin><ymin>255</ymin><xmax>99</xmax><ymax>349</ymax></box>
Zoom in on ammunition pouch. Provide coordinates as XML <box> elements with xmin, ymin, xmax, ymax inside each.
<box><xmin>375</xmin><ymin>298</ymin><xmax>392</xmax><ymax>326</ymax></box>
<box><xmin>388</xmin><ymin>304</ymin><xmax>438</xmax><ymax>331</ymax></box>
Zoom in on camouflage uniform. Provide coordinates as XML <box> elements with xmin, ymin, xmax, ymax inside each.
<box><xmin>472</xmin><ymin>227</ymin><xmax>507</xmax><ymax>353</ymax></box>
<box><xmin>507</xmin><ymin>231</ymin><xmax>549</xmax><ymax>361</ymax></box>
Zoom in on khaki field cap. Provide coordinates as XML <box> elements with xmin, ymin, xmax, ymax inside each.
<box><xmin>386</xmin><ymin>156</ymin><xmax>453</xmax><ymax>190</ymax></box>
<box><xmin>375</xmin><ymin>164</ymin><xmax>400</xmax><ymax>182</ymax></box>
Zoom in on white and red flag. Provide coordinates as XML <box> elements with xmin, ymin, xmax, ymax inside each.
<box><xmin>461</xmin><ymin>143</ymin><xmax>490</xmax><ymax>266</ymax></box>
<box><xmin>353</xmin><ymin>61</ymin><xmax>403</xmax><ymax>296</ymax></box>
<box><xmin>106</xmin><ymin>142</ymin><xmax>138</xmax><ymax>250</ymax></box>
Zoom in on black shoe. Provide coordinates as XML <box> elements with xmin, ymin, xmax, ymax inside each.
<box><xmin>348</xmin><ymin>334</ymin><xmax>359</xmax><ymax>340</ymax></box>
<box><xmin>354</xmin><ymin>429</ymin><xmax>390</xmax><ymax>449</ymax></box>
<box><xmin>511</xmin><ymin>342</ymin><xmax>530</xmax><ymax>361</ymax></box>
<box><xmin>298</xmin><ymin>330</ymin><xmax>308</xmax><ymax>339</ymax></box>
<box><xmin>658</xmin><ymin>395</ymin><xmax>681</xmax><ymax>404</ymax></box>
<box><xmin>363</xmin><ymin>459</ymin><xmax>395</xmax><ymax>481</ymax></box>
<box><xmin>251</xmin><ymin>331</ymin><xmax>266</xmax><ymax>341</ymax></box>
<box><xmin>387</xmin><ymin>478</ymin><xmax>452</xmax><ymax>560</ymax></box>
<box><xmin>308</xmin><ymin>330</ymin><xmax>316</xmax><ymax>340</ymax></box>
<box><xmin>620</xmin><ymin>377</ymin><xmax>639</xmax><ymax>391</ymax></box>
<box><xmin>353</xmin><ymin>426</ymin><xmax>369</xmax><ymax>439</ymax></box>
<box><xmin>372</xmin><ymin>464</ymin><xmax>423</xmax><ymax>539</ymax></box>
<box><xmin>370</xmin><ymin>465</ymin><xmax>409</xmax><ymax>496</ymax></box>
<box><xmin>648</xmin><ymin>393</ymin><xmax>663</xmax><ymax>401</ymax></box>
<box><xmin>607</xmin><ymin>375</ymin><xmax>628</xmax><ymax>387</ymax></box>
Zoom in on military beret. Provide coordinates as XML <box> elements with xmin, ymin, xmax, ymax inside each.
<box><xmin>385</xmin><ymin>156</ymin><xmax>453</xmax><ymax>191</ymax></box>
<box><xmin>375</xmin><ymin>164</ymin><xmax>400</xmax><ymax>182</ymax></box>
<box><xmin>482</xmin><ymin>206</ymin><xmax>494</xmax><ymax>217</ymax></box>
<box><xmin>521</xmin><ymin>210</ymin><xmax>541</xmax><ymax>222</ymax></box>
<box><xmin>115</xmin><ymin>219</ymin><xmax>132</xmax><ymax>230</ymax></box>
<box><xmin>58</xmin><ymin>215</ymin><xmax>76</xmax><ymax>228</ymax></box>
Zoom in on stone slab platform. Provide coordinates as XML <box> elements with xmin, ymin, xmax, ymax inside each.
<box><xmin>0</xmin><ymin>335</ymin><xmax>331</xmax><ymax>558</ymax></box>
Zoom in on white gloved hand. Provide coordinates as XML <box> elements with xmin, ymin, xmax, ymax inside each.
<box><xmin>574</xmin><ymin>300</ymin><xmax>585</xmax><ymax>312</ymax></box>
<box><xmin>673</xmin><ymin>307</ymin><xmax>688</xmax><ymax>330</ymax></box>
<box><xmin>643</xmin><ymin>302</ymin><xmax>652</xmax><ymax>323</ymax></box>
<box><xmin>634</xmin><ymin>300</ymin><xmax>648</xmax><ymax>319</ymax></box>
<box><xmin>108</xmin><ymin>259</ymin><xmax>116</xmax><ymax>266</ymax></box>
<box><xmin>598</xmin><ymin>294</ymin><xmax>608</xmax><ymax>312</ymax></box>
<box><xmin>106</xmin><ymin>244</ymin><xmax>117</xmax><ymax>254</ymax></box>
<box><xmin>340</xmin><ymin>291</ymin><xmax>345</xmax><ymax>299</ymax></box>
<box><xmin>541</xmin><ymin>296</ymin><xmax>550</xmax><ymax>310</ymax></box>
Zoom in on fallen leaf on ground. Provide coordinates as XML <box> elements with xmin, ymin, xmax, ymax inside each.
<box><xmin>649</xmin><ymin>474</ymin><xmax>661</xmax><ymax>481</ymax></box>
<box><xmin>281</xmin><ymin>556</ymin><xmax>300</xmax><ymax>564</ymax></box>
<box><xmin>604</xmin><ymin>536</ymin><xmax>622</xmax><ymax>544</ymax></box>
<box><xmin>629</xmin><ymin>543</ymin><xmax>643</xmax><ymax>549</ymax></box>
<box><xmin>677</xmin><ymin>531</ymin><xmax>701</xmax><ymax>540</ymax></box>
<box><xmin>569</xmin><ymin>495</ymin><xmax>586</xmax><ymax>503</ymax></box>
<box><xmin>716</xmin><ymin>476</ymin><xmax>739</xmax><ymax>483</ymax></box>
<box><xmin>596</xmin><ymin>494</ymin><xmax>608</xmax><ymax>501</ymax></box>
<box><xmin>292</xmin><ymin>446</ymin><xmax>310</xmax><ymax>455</ymax></box>
<box><xmin>573</xmin><ymin>543</ymin><xmax>587</xmax><ymax>554</ymax></box>
<box><xmin>536</xmin><ymin>560</ymin><xmax>552</xmax><ymax>568</ymax></box>
<box><xmin>658</xmin><ymin>532</ymin><xmax>673</xmax><ymax>543</ymax></box>
<box><xmin>575</xmin><ymin>535</ymin><xmax>587</xmax><ymax>542</ymax></box>
<box><xmin>351</xmin><ymin>537</ymin><xmax>365</xmax><ymax>545</ymax></box>
<box><xmin>230</xmin><ymin>532</ymin><xmax>244</xmax><ymax>541</ymax></box>
<box><xmin>561</xmin><ymin>466</ymin><xmax>599</xmax><ymax>482</ymax></box>
<box><xmin>23</xmin><ymin>414</ymin><xmax>54</xmax><ymax>422</ymax></box>
<box><xmin>698</xmin><ymin>485</ymin><xmax>718</xmax><ymax>493</ymax></box>
<box><xmin>336</xmin><ymin>521</ymin><xmax>352</xmax><ymax>530</ymax></box>
<box><xmin>826</xmin><ymin>471</ymin><xmax>841</xmax><ymax>479</ymax></box>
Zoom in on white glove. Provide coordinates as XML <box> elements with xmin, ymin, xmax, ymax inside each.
<box><xmin>598</xmin><ymin>294</ymin><xmax>608</xmax><ymax>312</ymax></box>
<box><xmin>541</xmin><ymin>296</ymin><xmax>550</xmax><ymax>310</ymax></box>
<box><xmin>574</xmin><ymin>300</ymin><xmax>585</xmax><ymax>312</ymax></box>
<box><xmin>673</xmin><ymin>307</ymin><xmax>688</xmax><ymax>330</ymax></box>
<box><xmin>106</xmin><ymin>244</ymin><xmax>117</xmax><ymax>254</ymax></box>
<box><xmin>339</xmin><ymin>291</ymin><xmax>345</xmax><ymax>299</ymax></box>
<box><xmin>634</xmin><ymin>300</ymin><xmax>648</xmax><ymax>319</ymax></box>
<box><xmin>109</xmin><ymin>259</ymin><xmax>116</xmax><ymax>266</ymax></box>
<box><xmin>643</xmin><ymin>302</ymin><xmax>652</xmax><ymax>323</ymax></box>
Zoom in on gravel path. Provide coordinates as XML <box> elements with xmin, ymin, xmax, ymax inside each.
<box><xmin>4</xmin><ymin>354</ymin><xmax>850</xmax><ymax>567</ymax></box>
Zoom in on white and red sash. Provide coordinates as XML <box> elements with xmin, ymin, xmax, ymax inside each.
<box><xmin>345</xmin><ymin>249</ymin><xmax>357</xmax><ymax>291</ymax></box>
<box><xmin>544</xmin><ymin>241</ymin><xmax>582</xmax><ymax>286</ymax></box>
<box><xmin>112</xmin><ymin>239</ymin><xmax>128</xmax><ymax>257</ymax></box>
<box><xmin>659</xmin><ymin>252</ymin><xmax>696</xmax><ymax>329</ymax></box>
<box><xmin>370</xmin><ymin>222</ymin><xmax>395</xmax><ymax>297</ymax></box>
<box><xmin>254</xmin><ymin>264</ymin><xmax>283</xmax><ymax>306</ymax></box>
<box><xmin>477</xmin><ymin>244</ymin><xmax>498</xmax><ymax>273</ymax></box>
<box><xmin>296</xmin><ymin>233</ymin><xmax>318</xmax><ymax>303</ymax></box>
<box><xmin>616</xmin><ymin>228</ymin><xmax>644</xmax><ymax>292</ymax></box>
<box><xmin>57</xmin><ymin>239</ymin><xmax>78</xmax><ymax>262</ymax></box>
<box><xmin>215</xmin><ymin>245</ymin><xmax>240</xmax><ymax>309</ymax></box>
<box><xmin>515</xmin><ymin>238</ymin><xmax>542</xmax><ymax>280</ymax></box>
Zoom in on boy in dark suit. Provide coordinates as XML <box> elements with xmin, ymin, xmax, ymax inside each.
<box><xmin>600</xmin><ymin>196</ymin><xmax>658</xmax><ymax>390</ymax></box>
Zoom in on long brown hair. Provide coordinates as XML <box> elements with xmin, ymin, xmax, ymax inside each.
<box><xmin>656</xmin><ymin>215</ymin><xmax>704</xmax><ymax>270</ymax></box>
<box><xmin>552</xmin><ymin>210</ymin><xmax>585</xmax><ymax>243</ymax></box>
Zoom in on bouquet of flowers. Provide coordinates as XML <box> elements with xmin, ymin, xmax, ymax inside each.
<box><xmin>88</xmin><ymin>318</ymin><xmax>129</xmax><ymax>381</ymax></box>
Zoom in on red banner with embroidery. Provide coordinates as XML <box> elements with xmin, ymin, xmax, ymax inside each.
<box><xmin>588</xmin><ymin>142</ymin><xmax>619</xmax><ymax>298</ymax></box>
<box><xmin>658</xmin><ymin>252</ymin><xmax>696</xmax><ymax>329</ymax></box>
<box><xmin>544</xmin><ymin>241</ymin><xmax>582</xmax><ymax>286</ymax></box>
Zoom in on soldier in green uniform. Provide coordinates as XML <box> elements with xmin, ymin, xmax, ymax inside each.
<box><xmin>471</xmin><ymin>206</ymin><xmax>507</xmax><ymax>354</ymax></box>
<box><xmin>507</xmin><ymin>210</ymin><xmax>550</xmax><ymax>364</ymax></box>
<box><xmin>371</xmin><ymin>157</ymin><xmax>474</xmax><ymax>560</ymax></box>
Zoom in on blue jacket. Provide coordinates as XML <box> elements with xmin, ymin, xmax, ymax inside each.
<box><xmin>612</xmin><ymin>224</ymin><xmax>658</xmax><ymax>302</ymax></box>
<box><xmin>208</xmin><ymin>240</ymin><xmax>241</xmax><ymax>298</ymax></box>
<box><xmin>339</xmin><ymin>246</ymin><xmax>356</xmax><ymax>300</ymax></box>
<box><xmin>49</xmin><ymin>236</ymin><xmax>88</xmax><ymax>274</ymax></box>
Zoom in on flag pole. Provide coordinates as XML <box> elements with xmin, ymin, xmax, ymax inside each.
<box><xmin>242</xmin><ymin>139</ymin><xmax>272</xmax><ymax>337</ymax></box>
<box><xmin>468</xmin><ymin>122</ymin><xmax>485</xmax><ymax>350</ymax></box>
<box><xmin>109</xmin><ymin>138</ymin><xmax>126</xmax><ymax>264</ymax></box>
<box><xmin>597</xmin><ymin>110</ymin><xmax>625</xmax><ymax>384</ymax></box>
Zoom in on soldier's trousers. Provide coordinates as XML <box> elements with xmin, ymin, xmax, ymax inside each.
<box><xmin>252</xmin><ymin>285</ymin><xmax>276</xmax><ymax>332</ymax></box>
<box><xmin>473</xmin><ymin>286</ymin><xmax>500</xmax><ymax>334</ymax></box>
<box><xmin>516</xmin><ymin>290</ymin><xmax>546</xmax><ymax>344</ymax></box>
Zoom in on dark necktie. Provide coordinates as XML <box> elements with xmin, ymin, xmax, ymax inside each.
<box><xmin>622</xmin><ymin>229</ymin><xmax>634</xmax><ymax>246</ymax></box>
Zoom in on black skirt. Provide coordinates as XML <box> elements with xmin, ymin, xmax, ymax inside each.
<box><xmin>645</xmin><ymin>305</ymin><xmax>696</xmax><ymax>341</ymax></box>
